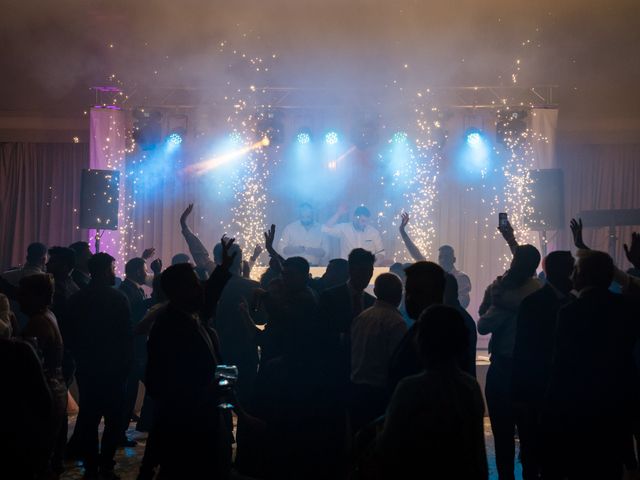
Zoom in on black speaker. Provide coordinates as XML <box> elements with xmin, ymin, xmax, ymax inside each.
<box><xmin>526</xmin><ymin>168</ymin><xmax>564</xmax><ymax>231</ymax></box>
<box><xmin>80</xmin><ymin>169</ymin><xmax>120</xmax><ymax>230</ymax></box>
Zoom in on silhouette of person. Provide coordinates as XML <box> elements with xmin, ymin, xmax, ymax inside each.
<box><xmin>18</xmin><ymin>274</ymin><xmax>67</xmax><ymax>479</ymax></box>
<box><xmin>388</xmin><ymin>261</ymin><xmax>446</xmax><ymax>393</ymax></box>
<box><xmin>542</xmin><ymin>250</ymin><xmax>640</xmax><ymax>479</ymax></box>
<box><xmin>377</xmin><ymin>305</ymin><xmax>488</xmax><ymax>479</ymax></box>
<box><xmin>478</xmin><ymin>244</ymin><xmax>542</xmax><ymax>480</ymax></box>
<box><xmin>439</xmin><ymin>245</ymin><xmax>472</xmax><ymax>309</ymax></box>
<box><xmin>68</xmin><ymin>241</ymin><xmax>93</xmax><ymax>289</ymax></box>
<box><xmin>309</xmin><ymin>258</ymin><xmax>349</xmax><ymax>294</ymax></box>
<box><xmin>66</xmin><ymin>252</ymin><xmax>133</xmax><ymax>479</ymax></box>
<box><xmin>512</xmin><ymin>251</ymin><xmax>575</xmax><ymax>479</ymax></box>
<box><xmin>0</xmin><ymin>337</ymin><xmax>53</xmax><ymax>480</ymax></box>
<box><xmin>118</xmin><ymin>257</ymin><xmax>151</xmax><ymax>447</ymax></box>
<box><xmin>44</xmin><ymin>246</ymin><xmax>79</xmax><ymax>474</ymax></box>
<box><xmin>350</xmin><ymin>272</ymin><xmax>407</xmax><ymax>433</ymax></box>
<box><xmin>443</xmin><ymin>274</ymin><xmax>478</xmax><ymax>378</ymax></box>
<box><xmin>145</xmin><ymin>262</ymin><xmax>234</xmax><ymax>479</ymax></box>
<box><xmin>319</xmin><ymin>248</ymin><xmax>376</xmax><ymax>387</ymax></box>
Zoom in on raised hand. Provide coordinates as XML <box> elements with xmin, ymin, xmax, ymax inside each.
<box><xmin>570</xmin><ymin>218</ymin><xmax>588</xmax><ymax>250</ymax></box>
<box><xmin>142</xmin><ymin>247</ymin><xmax>156</xmax><ymax>260</ymax></box>
<box><xmin>180</xmin><ymin>203</ymin><xmax>194</xmax><ymax>229</ymax></box>
<box><xmin>251</xmin><ymin>244</ymin><xmax>263</xmax><ymax>262</ymax></box>
<box><xmin>624</xmin><ymin>232</ymin><xmax>640</xmax><ymax>269</ymax></box>
<box><xmin>264</xmin><ymin>224</ymin><xmax>276</xmax><ymax>255</ymax></box>
<box><xmin>400</xmin><ymin>212</ymin><xmax>410</xmax><ymax>232</ymax></box>
<box><xmin>220</xmin><ymin>236</ymin><xmax>237</xmax><ymax>271</ymax></box>
<box><xmin>150</xmin><ymin>258</ymin><xmax>163</xmax><ymax>274</ymax></box>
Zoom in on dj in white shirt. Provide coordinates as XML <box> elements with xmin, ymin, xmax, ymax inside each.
<box><xmin>322</xmin><ymin>205</ymin><xmax>384</xmax><ymax>263</ymax></box>
<box><xmin>279</xmin><ymin>203</ymin><xmax>328</xmax><ymax>266</ymax></box>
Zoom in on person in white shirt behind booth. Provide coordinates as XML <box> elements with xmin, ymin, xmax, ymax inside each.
<box><xmin>279</xmin><ymin>203</ymin><xmax>329</xmax><ymax>266</ymax></box>
<box><xmin>322</xmin><ymin>205</ymin><xmax>385</xmax><ymax>264</ymax></box>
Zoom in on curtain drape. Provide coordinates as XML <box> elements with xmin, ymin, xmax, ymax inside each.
<box><xmin>2</xmin><ymin>140</ymin><xmax>639</xmax><ymax>325</ymax></box>
<box><xmin>557</xmin><ymin>143</ymin><xmax>640</xmax><ymax>268</ymax></box>
<box><xmin>0</xmin><ymin>142</ymin><xmax>89</xmax><ymax>271</ymax></box>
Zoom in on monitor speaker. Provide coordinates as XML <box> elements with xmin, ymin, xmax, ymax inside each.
<box><xmin>79</xmin><ymin>169</ymin><xmax>120</xmax><ymax>230</ymax></box>
<box><xmin>527</xmin><ymin>168</ymin><xmax>564</xmax><ymax>231</ymax></box>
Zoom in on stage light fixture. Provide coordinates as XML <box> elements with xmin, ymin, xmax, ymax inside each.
<box><xmin>229</xmin><ymin>132</ymin><xmax>243</xmax><ymax>145</ymax></box>
<box><xmin>296</xmin><ymin>131</ymin><xmax>311</xmax><ymax>145</ymax></box>
<box><xmin>167</xmin><ymin>133</ymin><xmax>183</xmax><ymax>147</ymax></box>
<box><xmin>460</xmin><ymin>128</ymin><xmax>491</xmax><ymax>175</ymax></box>
<box><xmin>466</xmin><ymin>131</ymin><xmax>482</xmax><ymax>147</ymax></box>
<box><xmin>392</xmin><ymin>131</ymin><xmax>408</xmax><ymax>144</ymax></box>
<box><xmin>325</xmin><ymin>131</ymin><xmax>339</xmax><ymax>145</ymax></box>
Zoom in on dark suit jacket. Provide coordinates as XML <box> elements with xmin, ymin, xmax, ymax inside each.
<box><xmin>512</xmin><ymin>284</ymin><xmax>574</xmax><ymax>405</ymax></box>
<box><xmin>66</xmin><ymin>283</ymin><xmax>133</xmax><ymax>378</ymax></box>
<box><xmin>318</xmin><ymin>283</ymin><xmax>375</xmax><ymax>337</ymax></box>
<box><xmin>318</xmin><ymin>283</ymin><xmax>375</xmax><ymax>385</ymax></box>
<box><xmin>544</xmin><ymin>288</ymin><xmax>640</xmax><ymax>435</ymax></box>
<box><xmin>146</xmin><ymin>303</ymin><xmax>222</xmax><ymax>427</ymax></box>
<box><xmin>119</xmin><ymin>278</ymin><xmax>148</xmax><ymax>360</ymax></box>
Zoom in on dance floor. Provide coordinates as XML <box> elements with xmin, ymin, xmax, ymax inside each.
<box><xmin>59</xmin><ymin>416</ymin><xmax>517</xmax><ymax>480</ymax></box>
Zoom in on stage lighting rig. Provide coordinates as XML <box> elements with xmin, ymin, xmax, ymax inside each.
<box><xmin>296</xmin><ymin>128</ymin><xmax>312</xmax><ymax>145</ymax></box>
<box><xmin>325</xmin><ymin>131</ymin><xmax>339</xmax><ymax>145</ymax></box>
<box><xmin>392</xmin><ymin>131</ymin><xmax>408</xmax><ymax>144</ymax></box>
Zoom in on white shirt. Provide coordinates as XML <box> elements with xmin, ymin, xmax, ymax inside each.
<box><xmin>279</xmin><ymin>220</ymin><xmax>328</xmax><ymax>266</ymax></box>
<box><xmin>351</xmin><ymin>301</ymin><xmax>407</xmax><ymax>388</ymax></box>
<box><xmin>451</xmin><ymin>268</ymin><xmax>472</xmax><ymax>309</ymax></box>
<box><xmin>321</xmin><ymin>222</ymin><xmax>384</xmax><ymax>260</ymax></box>
<box><xmin>1</xmin><ymin>264</ymin><xmax>44</xmax><ymax>286</ymax></box>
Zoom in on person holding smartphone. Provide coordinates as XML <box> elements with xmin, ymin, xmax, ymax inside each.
<box><xmin>478</xmin><ymin>217</ymin><xmax>543</xmax><ymax>480</ymax></box>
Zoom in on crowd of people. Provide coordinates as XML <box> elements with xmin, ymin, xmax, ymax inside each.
<box><xmin>1</xmin><ymin>204</ymin><xmax>640</xmax><ymax>480</ymax></box>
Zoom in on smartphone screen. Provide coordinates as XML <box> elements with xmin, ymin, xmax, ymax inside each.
<box><xmin>499</xmin><ymin>212</ymin><xmax>508</xmax><ymax>228</ymax></box>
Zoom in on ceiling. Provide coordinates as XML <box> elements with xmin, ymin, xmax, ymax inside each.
<box><xmin>1</xmin><ymin>0</ymin><xmax>638</xmax><ymax>138</ymax></box>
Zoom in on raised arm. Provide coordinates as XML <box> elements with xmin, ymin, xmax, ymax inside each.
<box><xmin>570</xmin><ymin>218</ymin><xmax>589</xmax><ymax>251</ymax></box>
<box><xmin>264</xmin><ymin>224</ymin><xmax>285</xmax><ymax>269</ymax></box>
<box><xmin>180</xmin><ymin>204</ymin><xmax>216</xmax><ymax>274</ymax></box>
<box><xmin>498</xmin><ymin>219</ymin><xmax>519</xmax><ymax>255</ymax></box>
<box><xmin>202</xmin><ymin>236</ymin><xmax>237</xmax><ymax>321</ymax></box>
<box><xmin>321</xmin><ymin>204</ymin><xmax>349</xmax><ymax>237</ymax></box>
<box><xmin>399</xmin><ymin>212</ymin><xmax>426</xmax><ymax>262</ymax></box>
